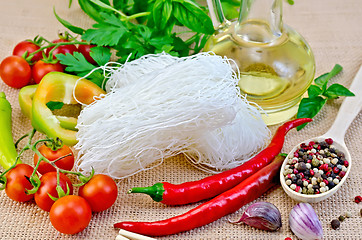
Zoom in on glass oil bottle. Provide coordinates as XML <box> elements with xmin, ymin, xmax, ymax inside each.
<box><xmin>204</xmin><ymin>0</ymin><xmax>315</xmax><ymax>125</ymax></box>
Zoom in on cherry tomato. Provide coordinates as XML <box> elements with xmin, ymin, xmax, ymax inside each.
<box><xmin>32</xmin><ymin>60</ymin><xmax>63</xmax><ymax>84</ymax></box>
<box><xmin>49</xmin><ymin>195</ymin><xmax>92</xmax><ymax>234</ymax></box>
<box><xmin>34</xmin><ymin>144</ymin><xmax>74</xmax><ymax>175</ymax></box>
<box><xmin>0</xmin><ymin>56</ymin><xmax>31</xmax><ymax>88</ymax></box>
<box><xmin>13</xmin><ymin>40</ymin><xmax>43</xmax><ymax>62</ymax></box>
<box><xmin>78</xmin><ymin>44</ymin><xmax>97</xmax><ymax>64</ymax></box>
<box><xmin>46</xmin><ymin>39</ymin><xmax>78</xmax><ymax>59</ymax></box>
<box><xmin>79</xmin><ymin>174</ymin><xmax>118</xmax><ymax>212</ymax></box>
<box><xmin>34</xmin><ymin>172</ymin><xmax>73</xmax><ymax>212</ymax></box>
<box><xmin>5</xmin><ymin>164</ymin><xmax>36</xmax><ymax>202</ymax></box>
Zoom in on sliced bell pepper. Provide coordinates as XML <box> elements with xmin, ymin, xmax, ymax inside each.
<box><xmin>19</xmin><ymin>84</ymin><xmax>79</xmax><ymax>131</ymax></box>
<box><xmin>31</xmin><ymin>72</ymin><xmax>105</xmax><ymax>146</ymax></box>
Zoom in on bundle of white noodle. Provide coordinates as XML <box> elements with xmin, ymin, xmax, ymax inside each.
<box><xmin>74</xmin><ymin>52</ymin><xmax>270</xmax><ymax>179</ymax></box>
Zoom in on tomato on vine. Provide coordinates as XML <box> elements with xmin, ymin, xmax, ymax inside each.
<box><xmin>34</xmin><ymin>172</ymin><xmax>73</xmax><ymax>212</ymax></box>
<box><xmin>34</xmin><ymin>144</ymin><xmax>74</xmax><ymax>175</ymax></box>
<box><xmin>5</xmin><ymin>164</ymin><xmax>36</xmax><ymax>202</ymax></box>
<box><xmin>0</xmin><ymin>56</ymin><xmax>31</xmax><ymax>88</ymax></box>
<box><xmin>78</xmin><ymin>174</ymin><xmax>118</xmax><ymax>212</ymax></box>
<box><xmin>49</xmin><ymin>195</ymin><xmax>92</xmax><ymax>234</ymax></box>
<box><xmin>78</xmin><ymin>44</ymin><xmax>97</xmax><ymax>64</ymax></box>
<box><xmin>32</xmin><ymin>60</ymin><xmax>63</xmax><ymax>84</ymax></box>
<box><xmin>13</xmin><ymin>40</ymin><xmax>43</xmax><ymax>62</ymax></box>
<box><xmin>46</xmin><ymin>39</ymin><xmax>78</xmax><ymax>59</ymax></box>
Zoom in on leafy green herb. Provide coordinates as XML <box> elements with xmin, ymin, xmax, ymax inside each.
<box><xmin>46</xmin><ymin>101</ymin><xmax>64</xmax><ymax>111</ymax></box>
<box><xmin>56</xmin><ymin>50</ymin><xmax>110</xmax><ymax>88</ymax></box>
<box><xmin>60</xmin><ymin>0</ymin><xmax>213</xmax><ymax>63</ymax></box>
<box><xmin>54</xmin><ymin>8</ymin><xmax>85</xmax><ymax>35</ymax></box>
<box><xmin>296</xmin><ymin>64</ymin><xmax>355</xmax><ymax>130</ymax></box>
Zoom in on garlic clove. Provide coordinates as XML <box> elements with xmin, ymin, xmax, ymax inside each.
<box><xmin>235</xmin><ymin>202</ymin><xmax>282</xmax><ymax>231</ymax></box>
<box><xmin>289</xmin><ymin>203</ymin><xmax>323</xmax><ymax>240</ymax></box>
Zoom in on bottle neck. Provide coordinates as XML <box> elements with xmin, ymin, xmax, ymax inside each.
<box><xmin>236</xmin><ymin>0</ymin><xmax>283</xmax><ymax>43</ymax></box>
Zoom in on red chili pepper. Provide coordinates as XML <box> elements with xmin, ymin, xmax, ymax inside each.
<box><xmin>129</xmin><ymin>118</ymin><xmax>312</xmax><ymax>205</ymax></box>
<box><xmin>115</xmin><ymin>154</ymin><xmax>286</xmax><ymax>236</ymax></box>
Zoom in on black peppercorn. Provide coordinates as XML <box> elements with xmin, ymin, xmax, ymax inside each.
<box><xmin>297</xmin><ymin>162</ymin><xmax>307</xmax><ymax>172</ymax></box>
<box><xmin>328</xmin><ymin>181</ymin><xmax>335</xmax><ymax>188</ymax></box>
<box><xmin>297</xmin><ymin>179</ymin><xmax>303</xmax><ymax>186</ymax></box>
<box><xmin>331</xmin><ymin>219</ymin><xmax>340</xmax><ymax>230</ymax></box>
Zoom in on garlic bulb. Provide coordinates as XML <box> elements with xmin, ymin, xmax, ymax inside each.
<box><xmin>289</xmin><ymin>203</ymin><xmax>323</xmax><ymax>240</ymax></box>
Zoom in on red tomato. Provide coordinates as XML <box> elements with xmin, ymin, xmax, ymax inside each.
<box><xmin>34</xmin><ymin>172</ymin><xmax>73</xmax><ymax>212</ymax></box>
<box><xmin>32</xmin><ymin>60</ymin><xmax>63</xmax><ymax>84</ymax></box>
<box><xmin>46</xmin><ymin>39</ymin><xmax>78</xmax><ymax>59</ymax></box>
<box><xmin>78</xmin><ymin>44</ymin><xmax>97</xmax><ymax>64</ymax></box>
<box><xmin>0</xmin><ymin>56</ymin><xmax>31</xmax><ymax>88</ymax></box>
<box><xmin>5</xmin><ymin>164</ymin><xmax>36</xmax><ymax>202</ymax></box>
<box><xmin>13</xmin><ymin>40</ymin><xmax>43</xmax><ymax>62</ymax></box>
<box><xmin>79</xmin><ymin>174</ymin><xmax>118</xmax><ymax>212</ymax></box>
<box><xmin>34</xmin><ymin>144</ymin><xmax>74</xmax><ymax>175</ymax></box>
<box><xmin>49</xmin><ymin>195</ymin><xmax>92</xmax><ymax>234</ymax></box>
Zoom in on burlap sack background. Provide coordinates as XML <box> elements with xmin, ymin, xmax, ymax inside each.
<box><xmin>0</xmin><ymin>0</ymin><xmax>361</xmax><ymax>239</ymax></box>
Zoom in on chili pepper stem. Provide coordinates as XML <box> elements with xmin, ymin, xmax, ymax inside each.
<box><xmin>129</xmin><ymin>183</ymin><xmax>165</xmax><ymax>202</ymax></box>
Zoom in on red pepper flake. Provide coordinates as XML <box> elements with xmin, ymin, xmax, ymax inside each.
<box><xmin>354</xmin><ymin>196</ymin><xmax>362</xmax><ymax>203</ymax></box>
<box><xmin>339</xmin><ymin>171</ymin><xmax>346</xmax><ymax>178</ymax></box>
<box><xmin>325</xmin><ymin>138</ymin><xmax>333</xmax><ymax>145</ymax></box>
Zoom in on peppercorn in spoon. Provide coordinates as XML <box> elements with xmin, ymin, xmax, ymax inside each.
<box><xmin>280</xmin><ymin>65</ymin><xmax>362</xmax><ymax>203</ymax></box>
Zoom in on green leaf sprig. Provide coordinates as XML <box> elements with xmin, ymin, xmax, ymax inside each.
<box><xmin>57</xmin><ymin>0</ymin><xmax>213</xmax><ymax>62</ymax></box>
<box><xmin>296</xmin><ymin>64</ymin><xmax>355</xmax><ymax>130</ymax></box>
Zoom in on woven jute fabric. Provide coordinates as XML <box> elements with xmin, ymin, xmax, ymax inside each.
<box><xmin>0</xmin><ymin>0</ymin><xmax>361</xmax><ymax>239</ymax></box>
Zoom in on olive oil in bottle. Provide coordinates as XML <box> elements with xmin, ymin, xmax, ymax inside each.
<box><xmin>205</xmin><ymin>0</ymin><xmax>315</xmax><ymax>125</ymax></box>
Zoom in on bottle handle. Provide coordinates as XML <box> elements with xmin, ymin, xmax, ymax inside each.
<box><xmin>206</xmin><ymin>0</ymin><xmax>227</xmax><ymax>28</ymax></box>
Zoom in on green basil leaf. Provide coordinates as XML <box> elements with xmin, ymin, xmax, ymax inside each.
<box><xmin>89</xmin><ymin>0</ymin><xmax>126</xmax><ymax>18</ymax></box>
<box><xmin>324</xmin><ymin>83</ymin><xmax>355</xmax><ymax>99</ymax></box>
<box><xmin>78</xmin><ymin>0</ymin><xmax>106</xmax><ymax>23</ymax></box>
<box><xmin>314</xmin><ymin>64</ymin><xmax>343</xmax><ymax>91</ymax></box>
<box><xmin>90</xmin><ymin>46</ymin><xmax>112</xmax><ymax>66</ymax></box>
<box><xmin>307</xmin><ymin>85</ymin><xmax>323</xmax><ymax>98</ymax></box>
<box><xmin>46</xmin><ymin>101</ymin><xmax>64</xmax><ymax>111</ymax></box>
<box><xmin>172</xmin><ymin>1</ymin><xmax>214</xmax><ymax>34</ymax></box>
<box><xmin>152</xmin><ymin>0</ymin><xmax>172</xmax><ymax>30</ymax></box>
<box><xmin>54</xmin><ymin>8</ymin><xmax>85</xmax><ymax>35</ymax></box>
<box><xmin>296</xmin><ymin>96</ymin><xmax>327</xmax><ymax>130</ymax></box>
